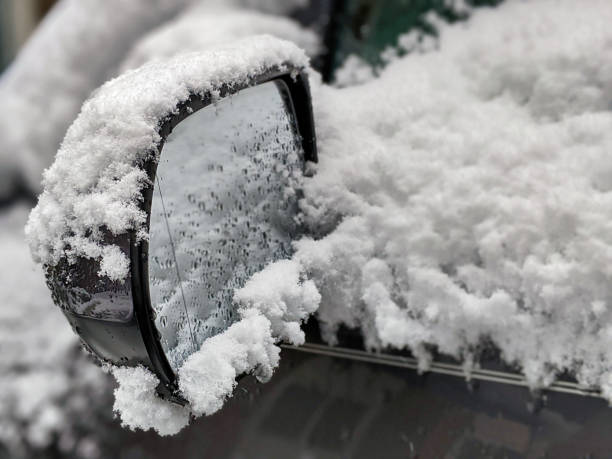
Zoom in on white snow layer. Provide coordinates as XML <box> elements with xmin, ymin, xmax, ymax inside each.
<box><xmin>25</xmin><ymin>0</ymin><xmax>612</xmax><ymax>436</ymax></box>
<box><xmin>112</xmin><ymin>366</ymin><xmax>190</xmax><ymax>436</ymax></box>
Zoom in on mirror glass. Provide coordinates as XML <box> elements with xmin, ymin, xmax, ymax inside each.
<box><xmin>148</xmin><ymin>81</ymin><xmax>305</xmax><ymax>371</ymax></box>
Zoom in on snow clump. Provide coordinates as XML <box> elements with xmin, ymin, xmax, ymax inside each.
<box><xmin>297</xmin><ymin>0</ymin><xmax>612</xmax><ymax>391</ymax></box>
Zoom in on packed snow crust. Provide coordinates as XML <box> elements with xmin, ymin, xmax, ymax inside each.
<box><xmin>25</xmin><ymin>36</ymin><xmax>309</xmax><ymax>279</ymax></box>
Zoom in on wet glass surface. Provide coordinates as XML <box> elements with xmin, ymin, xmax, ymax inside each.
<box><xmin>148</xmin><ymin>81</ymin><xmax>305</xmax><ymax>371</ymax></box>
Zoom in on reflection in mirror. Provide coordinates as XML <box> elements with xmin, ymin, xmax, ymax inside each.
<box><xmin>148</xmin><ymin>81</ymin><xmax>305</xmax><ymax>371</ymax></box>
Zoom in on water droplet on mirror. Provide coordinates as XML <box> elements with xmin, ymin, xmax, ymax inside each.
<box><xmin>148</xmin><ymin>81</ymin><xmax>305</xmax><ymax>371</ymax></box>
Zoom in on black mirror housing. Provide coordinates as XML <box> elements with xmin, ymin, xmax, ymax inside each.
<box><xmin>29</xmin><ymin>39</ymin><xmax>317</xmax><ymax>403</ymax></box>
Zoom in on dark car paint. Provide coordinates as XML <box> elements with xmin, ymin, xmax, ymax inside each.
<box><xmin>90</xmin><ymin>348</ymin><xmax>611</xmax><ymax>458</ymax></box>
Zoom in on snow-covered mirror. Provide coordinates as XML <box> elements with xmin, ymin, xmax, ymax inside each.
<box><xmin>148</xmin><ymin>81</ymin><xmax>305</xmax><ymax>372</ymax></box>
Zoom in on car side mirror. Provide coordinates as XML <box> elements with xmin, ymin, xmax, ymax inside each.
<box><xmin>27</xmin><ymin>38</ymin><xmax>317</xmax><ymax>404</ymax></box>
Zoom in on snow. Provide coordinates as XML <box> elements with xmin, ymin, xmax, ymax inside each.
<box><xmin>112</xmin><ymin>366</ymin><xmax>190</xmax><ymax>436</ymax></box>
<box><xmin>234</xmin><ymin>260</ymin><xmax>320</xmax><ymax>345</ymax></box>
<box><xmin>178</xmin><ymin>309</ymin><xmax>279</xmax><ymax>415</ymax></box>
<box><xmin>179</xmin><ymin>261</ymin><xmax>319</xmax><ymax>417</ymax></box>
<box><xmin>333</xmin><ymin>55</ymin><xmax>375</xmax><ymax>87</ymax></box>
